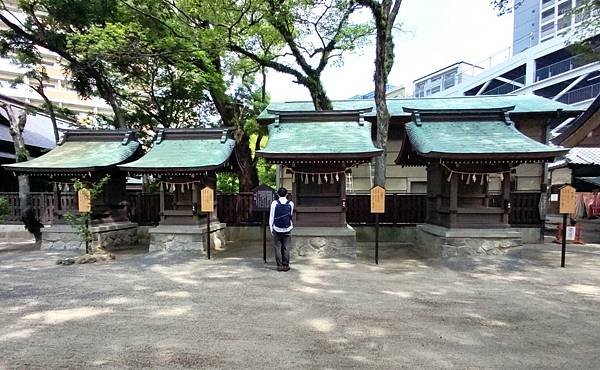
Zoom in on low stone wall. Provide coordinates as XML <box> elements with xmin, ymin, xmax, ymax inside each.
<box><xmin>0</xmin><ymin>224</ymin><xmax>34</xmax><ymax>242</ymax></box>
<box><xmin>148</xmin><ymin>223</ymin><xmax>226</xmax><ymax>254</ymax></box>
<box><xmin>291</xmin><ymin>226</ymin><xmax>357</xmax><ymax>259</ymax></box>
<box><xmin>416</xmin><ymin>224</ymin><xmax>522</xmax><ymax>258</ymax></box>
<box><xmin>91</xmin><ymin>222</ymin><xmax>138</xmax><ymax>251</ymax></box>
<box><xmin>42</xmin><ymin>222</ymin><xmax>138</xmax><ymax>252</ymax></box>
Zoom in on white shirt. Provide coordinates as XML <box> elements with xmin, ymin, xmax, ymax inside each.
<box><xmin>269</xmin><ymin>196</ymin><xmax>294</xmax><ymax>233</ymax></box>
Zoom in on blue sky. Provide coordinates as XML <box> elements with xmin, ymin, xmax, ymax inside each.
<box><xmin>266</xmin><ymin>0</ymin><xmax>514</xmax><ymax>102</ymax></box>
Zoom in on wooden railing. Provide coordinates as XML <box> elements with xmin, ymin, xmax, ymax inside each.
<box><xmin>510</xmin><ymin>192</ymin><xmax>542</xmax><ymax>226</ymax></box>
<box><xmin>217</xmin><ymin>192</ymin><xmax>261</xmax><ymax>225</ymax></box>
<box><xmin>1</xmin><ymin>191</ymin><xmax>543</xmax><ymax>227</ymax></box>
<box><xmin>346</xmin><ymin>193</ymin><xmax>426</xmax><ymax>225</ymax></box>
<box><xmin>0</xmin><ymin>192</ymin><xmax>69</xmax><ymax>224</ymax></box>
<box><xmin>127</xmin><ymin>192</ymin><xmax>160</xmax><ymax>226</ymax></box>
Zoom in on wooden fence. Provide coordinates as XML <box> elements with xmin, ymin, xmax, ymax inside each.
<box><xmin>0</xmin><ymin>192</ymin><xmax>64</xmax><ymax>224</ymax></box>
<box><xmin>1</xmin><ymin>191</ymin><xmax>542</xmax><ymax>227</ymax></box>
<box><xmin>346</xmin><ymin>193</ymin><xmax>426</xmax><ymax>225</ymax></box>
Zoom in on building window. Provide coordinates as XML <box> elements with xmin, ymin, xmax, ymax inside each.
<box><xmin>557</xmin><ymin>1</ymin><xmax>571</xmax><ymax>16</ymax></box>
<box><xmin>540</xmin><ymin>22</ymin><xmax>555</xmax><ymax>38</ymax></box>
<box><xmin>431</xmin><ymin>86</ymin><xmax>440</xmax><ymax>94</ymax></box>
<box><xmin>541</xmin><ymin>0</ymin><xmax>555</xmax><ymax>9</ymax></box>
<box><xmin>430</xmin><ymin>75</ymin><xmax>442</xmax><ymax>82</ymax></box>
<box><xmin>541</xmin><ymin>8</ymin><xmax>555</xmax><ymax>23</ymax></box>
<box><xmin>443</xmin><ymin>71</ymin><xmax>456</xmax><ymax>89</ymax></box>
<box><xmin>557</xmin><ymin>15</ymin><xmax>572</xmax><ymax>30</ymax></box>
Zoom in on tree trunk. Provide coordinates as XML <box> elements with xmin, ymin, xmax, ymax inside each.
<box><xmin>1</xmin><ymin>103</ymin><xmax>43</xmax><ymax>242</ymax></box>
<box><xmin>235</xmin><ymin>131</ymin><xmax>260</xmax><ymax>191</ymax></box>
<box><xmin>95</xmin><ymin>74</ymin><xmax>127</xmax><ymax>129</ymax></box>
<box><xmin>305</xmin><ymin>75</ymin><xmax>333</xmax><ymax>111</ymax></box>
<box><xmin>36</xmin><ymin>87</ymin><xmax>60</xmax><ymax>144</ymax></box>
<box><xmin>373</xmin><ymin>17</ymin><xmax>391</xmax><ymax>187</ymax></box>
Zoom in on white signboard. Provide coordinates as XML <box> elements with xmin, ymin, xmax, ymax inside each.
<box><xmin>566</xmin><ymin>226</ymin><xmax>576</xmax><ymax>241</ymax></box>
<box><xmin>550</xmin><ymin>193</ymin><xmax>559</xmax><ymax>202</ymax></box>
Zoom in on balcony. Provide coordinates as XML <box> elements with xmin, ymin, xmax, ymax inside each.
<box><xmin>483</xmin><ymin>75</ymin><xmax>526</xmax><ymax>96</ymax></box>
<box><xmin>535</xmin><ymin>54</ymin><xmax>593</xmax><ymax>82</ymax></box>
<box><xmin>557</xmin><ymin>82</ymin><xmax>600</xmax><ymax>104</ymax></box>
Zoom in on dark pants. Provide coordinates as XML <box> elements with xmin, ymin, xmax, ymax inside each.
<box><xmin>272</xmin><ymin>231</ymin><xmax>291</xmax><ymax>267</ymax></box>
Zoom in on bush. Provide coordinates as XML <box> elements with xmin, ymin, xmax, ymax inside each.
<box><xmin>0</xmin><ymin>196</ymin><xmax>10</xmax><ymax>218</ymax></box>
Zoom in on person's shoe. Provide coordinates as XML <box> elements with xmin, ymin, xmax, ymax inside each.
<box><xmin>277</xmin><ymin>266</ymin><xmax>283</xmax><ymax>271</ymax></box>
<box><xmin>283</xmin><ymin>266</ymin><xmax>290</xmax><ymax>272</ymax></box>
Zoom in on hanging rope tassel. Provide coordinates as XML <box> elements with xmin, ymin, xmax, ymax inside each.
<box><xmin>500</xmin><ymin>173</ymin><xmax>504</xmax><ymax>182</ymax></box>
<box><xmin>447</xmin><ymin>172</ymin><xmax>453</xmax><ymax>182</ymax></box>
<box><xmin>324</xmin><ymin>174</ymin><xmax>328</xmax><ymax>183</ymax></box>
<box><xmin>480</xmin><ymin>174</ymin><xmax>485</xmax><ymax>185</ymax></box>
<box><xmin>330</xmin><ymin>174</ymin><xmax>334</xmax><ymax>184</ymax></box>
<box><xmin>336</xmin><ymin>173</ymin><xmax>340</xmax><ymax>182</ymax></box>
<box><xmin>472</xmin><ymin>174</ymin><xmax>476</xmax><ymax>183</ymax></box>
<box><xmin>317</xmin><ymin>174</ymin><xmax>322</xmax><ymax>185</ymax></box>
<box><xmin>461</xmin><ymin>174</ymin><xmax>465</xmax><ymax>182</ymax></box>
<box><xmin>466</xmin><ymin>174</ymin><xmax>471</xmax><ymax>184</ymax></box>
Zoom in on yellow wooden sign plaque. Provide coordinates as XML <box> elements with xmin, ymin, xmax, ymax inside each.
<box><xmin>370</xmin><ymin>185</ymin><xmax>385</xmax><ymax>214</ymax></box>
<box><xmin>77</xmin><ymin>188</ymin><xmax>91</xmax><ymax>213</ymax></box>
<box><xmin>559</xmin><ymin>185</ymin><xmax>576</xmax><ymax>214</ymax></box>
<box><xmin>200</xmin><ymin>186</ymin><xmax>214</xmax><ymax>213</ymax></box>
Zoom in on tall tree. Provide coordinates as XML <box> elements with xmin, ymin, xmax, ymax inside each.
<box><xmin>0</xmin><ymin>103</ymin><xmax>42</xmax><ymax>242</ymax></box>
<box><xmin>218</xmin><ymin>0</ymin><xmax>372</xmax><ymax>110</ymax></box>
<box><xmin>356</xmin><ymin>0</ymin><xmax>402</xmax><ymax>187</ymax></box>
<box><xmin>0</xmin><ymin>0</ymin><xmax>127</xmax><ymax>128</ymax></box>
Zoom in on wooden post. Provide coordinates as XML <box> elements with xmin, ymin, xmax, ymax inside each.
<box><xmin>559</xmin><ymin>185</ymin><xmax>576</xmax><ymax>268</ymax></box>
<box><xmin>262</xmin><ymin>211</ymin><xmax>267</xmax><ymax>263</ymax></box>
<box><xmin>200</xmin><ymin>186</ymin><xmax>215</xmax><ymax>260</ymax></box>
<box><xmin>371</xmin><ymin>186</ymin><xmax>385</xmax><ymax>265</ymax></box>
<box><xmin>206</xmin><ymin>212</ymin><xmax>211</xmax><ymax>260</ymax></box>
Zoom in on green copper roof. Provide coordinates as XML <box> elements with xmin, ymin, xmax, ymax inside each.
<box><xmin>405</xmin><ymin>120</ymin><xmax>567</xmax><ymax>159</ymax></box>
<box><xmin>120</xmin><ymin>129</ymin><xmax>235</xmax><ymax>173</ymax></box>
<box><xmin>258</xmin><ymin>95</ymin><xmax>580</xmax><ymax>121</ymax></box>
<box><xmin>4</xmin><ymin>131</ymin><xmax>139</xmax><ymax>173</ymax></box>
<box><xmin>257</xmin><ymin>120</ymin><xmax>382</xmax><ymax>160</ymax></box>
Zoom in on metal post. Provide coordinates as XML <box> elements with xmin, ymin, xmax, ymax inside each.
<box><xmin>85</xmin><ymin>217</ymin><xmax>90</xmax><ymax>254</ymax></box>
<box><xmin>561</xmin><ymin>213</ymin><xmax>567</xmax><ymax>268</ymax></box>
<box><xmin>206</xmin><ymin>212</ymin><xmax>211</xmax><ymax>260</ymax></box>
<box><xmin>262</xmin><ymin>211</ymin><xmax>267</xmax><ymax>263</ymax></box>
<box><xmin>375</xmin><ymin>213</ymin><xmax>379</xmax><ymax>265</ymax></box>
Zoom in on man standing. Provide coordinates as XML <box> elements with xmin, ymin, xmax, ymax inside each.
<box><xmin>269</xmin><ymin>187</ymin><xmax>294</xmax><ymax>271</ymax></box>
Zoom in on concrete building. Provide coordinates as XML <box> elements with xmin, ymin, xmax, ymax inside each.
<box><xmin>413</xmin><ymin>62</ymin><xmax>484</xmax><ymax>98</ymax></box>
<box><xmin>514</xmin><ymin>0</ymin><xmax>595</xmax><ymax>55</ymax></box>
<box><xmin>428</xmin><ymin>1</ymin><xmax>599</xmax><ymax>110</ymax></box>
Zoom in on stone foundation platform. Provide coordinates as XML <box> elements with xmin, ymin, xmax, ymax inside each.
<box><xmin>291</xmin><ymin>225</ymin><xmax>357</xmax><ymax>259</ymax></box>
<box><xmin>42</xmin><ymin>222</ymin><xmax>138</xmax><ymax>252</ymax></box>
<box><xmin>416</xmin><ymin>224</ymin><xmax>522</xmax><ymax>258</ymax></box>
<box><xmin>148</xmin><ymin>223</ymin><xmax>226</xmax><ymax>253</ymax></box>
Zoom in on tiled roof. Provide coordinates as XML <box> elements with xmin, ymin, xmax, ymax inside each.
<box><xmin>257</xmin><ymin>120</ymin><xmax>382</xmax><ymax>159</ymax></box>
<box><xmin>554</xmin><ymin>147</ymin><xmax>600</xmax><ymax>167</ymax></box>
<box><xmin>4</xmin><ymin>131</ymin><xmax>139</xmax><ymax>173</ymax></box>
<box><xmin>120</xmin><ymin>129</ymin><xmax>235</xmax><ymax>173</ymax></box>
<box><xmin>404</xmin><ymin>119</ymin><xmax>567</xmax><ymax>160</ymax></box>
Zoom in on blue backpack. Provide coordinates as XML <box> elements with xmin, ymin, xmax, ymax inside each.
<box><xmin>274</xmin><ymin>200</ymin><xmax>292</xmax><ymax>229</ymax></box>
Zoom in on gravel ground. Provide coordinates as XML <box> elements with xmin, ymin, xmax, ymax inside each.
<box><xmin>1</xmin><ymin>241</ymin><xmax>599</xmax><ymax>369</ymax></box>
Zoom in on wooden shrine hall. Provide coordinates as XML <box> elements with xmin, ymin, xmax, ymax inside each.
<box><xmin>257</xmin><ymin>109</ymin><xmax>382</xmax><ymax>227</ymax></box>
<box><xmin>256</xmin><ymin>109</ymin><xmax>382</xmax><ymax>258</ymax></box>
<box><xmin>395</xmin><ymin>106</ymin><xmax>568</xmax><ymax>257</ymax></box>
<box><xmin>3</xmin><ymin>130</ymin><xmax>141</xmax><ymax>251</ymax></box>
<box><xmin>119</xmin><ymin>128</ymin><xmax>237</xmax><ymax>252</ymax></box>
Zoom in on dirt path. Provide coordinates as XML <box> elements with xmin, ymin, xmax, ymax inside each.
<box><xmin>1</xmin><ymin>242</ymin><xmax>599</xmax><ymax>369</ymax></box>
